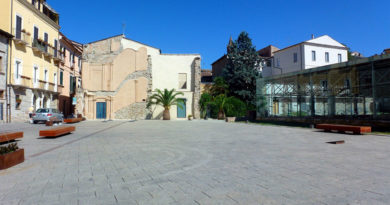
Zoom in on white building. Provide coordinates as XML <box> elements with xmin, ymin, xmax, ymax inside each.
<box><xmin>262</xmin><ymin>35</ymin><xmax>348</xmax><ymax>77</ymax></box>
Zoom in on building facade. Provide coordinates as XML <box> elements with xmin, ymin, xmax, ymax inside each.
<box><xmin>256</xmin><ymin>53</ymin><xmax>390</xmax><ymax>128</ymax></box>
<box><xmin>0</xmin><ymin>0</ymin><xmax>60</xmax><ymax>122</ymax></box>
<box><xmin>82</xmin><ymin>35</ymin><xmax>201</xmax><ymax>120</ymax></box>
<box><xmin>262</xmin><ymin>35</ymin><xmax>348</xmax><ymax>77</ymax></box>
<box><xmin>58</xmin><ymin>32</ymin><xmax>82</xmax><ymax>118</ymax></box>
<box><xmin>0</xmin><ymin>29</ymin><xmax>13</xmax><ymax>123</ymax></box>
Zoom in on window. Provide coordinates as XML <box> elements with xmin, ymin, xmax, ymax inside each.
<box><xmin>59</xmin><ymin>70</ymin><xmax>63</xmax><ymax>85</ymax></box>
<box><xmin>44</xmin><ymin>33</ymin><xmax>48</xmax><ymax>52</ymax></box>
<box><xmin>15</xmin><ymin>15</ymin><xmax>22</xmax><ymax>40</ymax></box>
<box><xmin>178</xmin><ymin>73</ymin><xmax>187</xmax><ymax>89</ymax></box>
<box><xmin>345</xmin><ymin>78</ymin><xmax>350</xmax><ymax>89</ymax></box>
<box><xmin>293</xmin><ymin>53</ymin><xmax>298</xmax><ymax>63</ymax></box>
<box><xmin>321</xmin><ymin>80</ymin><xmax>328</xmax><ymax>91</ymax></box>
<box><xmin>0</xmin><ymin>90</ymin><xmax>4</xmax><ymax>99</ymax></box>
<box><xmin>15</xmin><ymin>61</ymin><xmax>21</xmax><ymax>79</ymax></box>
<box><xmin>325</xmin><ymin>52</ymin><xmax>329</xmax><ymax>62</ymax></box>
<box><xmin>276</xmin><ymin>58</ymin><xmax>280</xmax><ymax>67</ymax></box>
<box><xmin>33</xmin><ymin>67</ymin><xmax>38</xmax><ymax>83</ymax></box>
<box><xmin>78</xmin><ymin>79</ymin><xmax>81</xmax><ymax>88</ymax></box>
<box><xmin>33</xmin><ymin>26</ymin><xmax>38</xmax><ymax>40</ymax></box>
<box><xmin>15</xmin><ymin>95</ymin><xmax>21</xmax><ymax>110</ymax></box>
<box><xmin>44</xmin><ymin>70</ymin><xmax>48</xmax><ymax>82</ymax></box>
<box><xmin>54</xmin><ymin>39</ymin><xmax>58</xmax><ymax>57</ymax></box>
<box><xmin>338</xmin><ymin>54</ymin><xmax>342</xmax><ymax>63</ymax></box>
<box><xmin>312</xmin><ymin>51</ymin><xmax>316</xmax><ymax>61</ymax></box>
<box><xmin>54</xmin><ymin>73</ymin><xmax>57</xmax><ymax>85</ymax></box>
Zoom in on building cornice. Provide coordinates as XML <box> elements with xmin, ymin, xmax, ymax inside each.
<box><xmin>16</xmin><ymin>0</ymin><xmax>60</xmax><ymax>30</ymax></box>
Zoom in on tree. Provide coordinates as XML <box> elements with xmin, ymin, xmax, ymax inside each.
<box><xmin>223</xmin><ymin>31</ymin><xmax>260</xmax><ymax>107</ymax></box>
<box><xmin>209</xmin><ymin>94</ymin><xmax>246</xmax><ymax>120</ymax></box>
<box><xmin>147</xmin><ymin>89</ymin><xmax>184</xmax><ymax>120</ymax></box>
<box><xmin>210</xmin><ymin>77</ymin><xmax>229</xmax><ymax>96</ymax></box>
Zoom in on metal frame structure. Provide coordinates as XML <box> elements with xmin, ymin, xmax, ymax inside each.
<box><xmin>256</xmin><ymin>54</ymin><xmax>390</xmax><ymax>121</ymax></box>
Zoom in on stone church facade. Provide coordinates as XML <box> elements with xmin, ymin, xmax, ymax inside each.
<box><xmin>82</xmin><ymin>35</ymin><xmax>201</xmax><ymax>120</ymax></box>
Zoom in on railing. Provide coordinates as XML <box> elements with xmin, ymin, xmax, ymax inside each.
<box><xmin>48</xmin><ymin>83</ymin><xmax>56</xmax><ymax>92</ymax></box>
<box><xmin>32</xmin><ymin>38</ymin><xmax>46</xmax><ymax>53</ymax></box>
<box><xmin>44</xmin><ymin>46</ymin><xmax>54</xmax><ymax>58</ymax></box>
<box><xmin>14</xmin><ymin>75</ymin><xmax>31</xmax><ymax>87</ymax></box>
<box><xmin>13</xmin><ymin>28</ymin><xmax>31</xmax><ymax>45</ymax></box>
<box><xmin>36</xmin><ymin>81</ymin><xmax>46</xmax><ymax>90</ymax></box>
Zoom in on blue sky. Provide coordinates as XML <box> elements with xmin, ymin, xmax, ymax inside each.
<box><xmin>50</xmin><ymin>0</ymin><xmax>390</xmax><ymax>69</ymax></box>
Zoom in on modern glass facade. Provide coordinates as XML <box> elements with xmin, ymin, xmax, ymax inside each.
<box><xmin>256</xmin><ymin>54</ymin><xmax>390</xmax><ymax>121</ymax></box>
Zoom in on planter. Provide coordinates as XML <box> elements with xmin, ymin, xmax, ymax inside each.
<box><xmin>0</xmin><ymin>149</ymin><xmax>24</xmax><ymax>170</ymax></box>
<box><xmin>225</xmin><ymin>117</ymin><xmax>236</xmax><ymax>123</ymax></box>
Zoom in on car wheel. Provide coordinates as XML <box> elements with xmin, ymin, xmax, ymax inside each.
<box><xmin>33</xmin><ymin>120</ymin><xmax>37</xmax><ymax>124</ymax></box>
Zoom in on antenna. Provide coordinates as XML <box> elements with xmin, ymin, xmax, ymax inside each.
<box><xmin>122</xmin><ymin>22</ymin><xmax>126</xmax><ymax>37</ymax></box>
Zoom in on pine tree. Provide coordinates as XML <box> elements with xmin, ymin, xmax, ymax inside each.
<box><xmin>222</xmin><ymin>31</ymin><xmax>260</xmax><ymax>107</ymax></box>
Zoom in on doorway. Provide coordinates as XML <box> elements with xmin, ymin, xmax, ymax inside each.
<box><xmin>96</xmin><ymin>102</ymin><xmax>107</xmax><ymax>119</ymax></box>
<box><xmin>177</xmin><ymin>99</ymin><xmax>186</xmax><ymax>118</ymax></box>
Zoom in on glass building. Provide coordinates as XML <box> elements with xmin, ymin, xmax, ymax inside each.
<box><xmin>256</xmin><ymin>54</ymin><xmax>390</xmax><ymax>122</ymax></box>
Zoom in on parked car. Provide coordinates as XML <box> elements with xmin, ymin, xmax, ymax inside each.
<box><xmin>32</xmin><ymin>108</ymin><xmax>64</xmax><ymax>124</ymax></box>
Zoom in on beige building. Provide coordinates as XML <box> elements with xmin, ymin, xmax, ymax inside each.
<box><xmin>58</xmin><ymin>32</ymin><xmax>82</xmax><ymax>118</ymax></box>
<box><xmin>82</xmin><ymin>35</ymin><xmax>201</xmax><ymax>120</ymax></box>
<box><xmin>1</xmin><ymin>0</ymin><xmax>60</xmax><ymax>121</ymax></box>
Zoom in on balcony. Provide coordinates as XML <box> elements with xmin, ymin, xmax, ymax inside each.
<box><xmin>48</xmin><ymin>83</ymin><xmax>56</xmax><ymax>92</ymax></box>
<box><xmin>32</xmin><ymin>38</ymin><xmax>46</xmax><ymax>54</ymax></box>
<box><xmin>14</xmin><ymin>75</ymin><xmax>31</xmax><ymax>88</ymax></box>
<box><xmin>13</xmin><ymin>28</ymin><xmax>31</xmax><ymax>46</ymax></box>
<box><xmin>43</xmin><ymin>46</ymin><xmax>54</xmax><ymax>58</ymax></box>
<box><xmin>53</xmin><ymin>51</ymin><xmax>64</xmax><ymax>64</ymax></box>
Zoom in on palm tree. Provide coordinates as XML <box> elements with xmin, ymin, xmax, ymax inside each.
<box><xmin>147</xmin><ymin>88</ymin><xmax>184</xmax><ymax>120</ymax></box>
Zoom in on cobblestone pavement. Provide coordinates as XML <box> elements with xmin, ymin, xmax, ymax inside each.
<box><xmin>1</xmin><ymin>120</ymin><xmax>390</xmax><ymax>205</ymax></box>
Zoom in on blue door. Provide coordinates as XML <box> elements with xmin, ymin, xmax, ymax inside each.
<box><xmin>96</xmin><ymin>102</ymin><xmax>107</xmax><ymax>119</ymax></box>
<box><xmin>177</xmin><ymin>99</ymin><xmax>186</xmax><ymax>118</ymax></box>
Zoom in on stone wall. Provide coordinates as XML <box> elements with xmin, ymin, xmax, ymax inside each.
<box><xmin>192</xmin><ymin>57</ymin><xmax>201</xmax><ymax>119</ymax></box>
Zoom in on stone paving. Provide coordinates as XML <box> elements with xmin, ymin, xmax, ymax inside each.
<box><xmin>1</xmin><ymin>120</ymin><xmax>390</xmax><ymax>205</ymax></box>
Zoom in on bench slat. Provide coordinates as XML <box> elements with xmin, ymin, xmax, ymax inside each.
<box><xmin>0</xmin><ymin>132</ymin><xmax>24</xmax><ymax>143</ymax></box>
<box><xmin>64</xmin><ymin>118</ymin><xmax>82</xmax><ymax>123</ymax></box>
<box><xmin>39</xmin><ymin>126</ymin><xmax>76</xmax><ymax>137</ymax></box>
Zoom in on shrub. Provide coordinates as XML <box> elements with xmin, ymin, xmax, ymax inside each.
<box><xmin>0</xmin><ymin>143</ymin><xmax>19</xmax><ymax>155</ymax></box>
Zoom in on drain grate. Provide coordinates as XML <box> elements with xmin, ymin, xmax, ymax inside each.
<box><xmin>327</xmin><ymin>140</ymin><xmax>345</xmax><ymax>144</ymax></box>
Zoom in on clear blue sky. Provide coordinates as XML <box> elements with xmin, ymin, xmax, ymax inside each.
<box><xmin>50</xmin><ymin>0</ymin><xmax>390</xmax><ymax>69</ymax></box>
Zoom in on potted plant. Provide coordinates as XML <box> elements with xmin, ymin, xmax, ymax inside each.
<box><xmin>188</xmin><ymin>114</ymin><xmax>193</xmax><ymax>121</ymax></box>
<box><xmin>15</xmin><ymin>98</ymin><xmax>22</xmax><ymax>103</ymax></box>
<box><xmin>147</xmin><ymin>88</ymin><xmax>184</xmax><ymax>120</ymax></box>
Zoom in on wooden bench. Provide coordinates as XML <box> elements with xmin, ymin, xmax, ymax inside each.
<box><xmin>64</xmin><ymin>118</ymin><xmax>82</xmax><ymax>124</ymax></box>
<box><xmin>0</xmin><ymin>132</ymin><xmax>23</xmax><ymax>143</ymax></box>
<box><xmin>316</xmin><ymin>124</ymin><xmax>371</xmax><ymax>134</ymax></box>
<box><xmin>39</xmin><ymin>126</ymin><xmax>76</xmax><ymax>138</ymax></box>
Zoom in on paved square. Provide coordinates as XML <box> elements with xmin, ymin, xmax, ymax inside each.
<box><xmin>1</xmin><ymin>120</ymin><xmax>390</xmax><ymax>204</ymax></box>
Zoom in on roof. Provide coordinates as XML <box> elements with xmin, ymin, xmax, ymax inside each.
<box><xmin>262</xmin><ymin>53</ymin><xmax>390</xmax><ymax>81</ymax></box>
<box><xmin>201</xmin><ymin>69</ymin><xmax>212</xmax><ymax>77</ymax></box>
<box><xmin>60</xmin><ymin>32</ymin><xmax>82</xmax><ymax>55</ymax></box>
<box><xmin>86</xmin><ymin>34</ymin><xmax>161</xmax><ymax>52</ymax></box>
<box><xmin>211</xmin><ymin>54</ymin><xmax>227</xmax><ymax>65</ymax></box>
<box><xmin>273</xmin><ymin>35</ymin><xmax>347</xmax><ymax>54</ymax></box>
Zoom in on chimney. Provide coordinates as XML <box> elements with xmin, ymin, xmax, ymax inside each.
<box><xmin>311</xmin><ymin>34</ymin><xmax>315</xmax><ymax>39</ymax></box>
